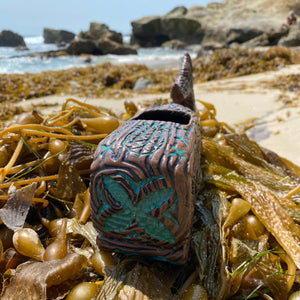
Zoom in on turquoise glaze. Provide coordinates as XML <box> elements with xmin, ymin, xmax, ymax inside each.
<box><xmin>96</xmin><ymin>172</ymin><xmax>178</xmax><ymax>244</ymax></box>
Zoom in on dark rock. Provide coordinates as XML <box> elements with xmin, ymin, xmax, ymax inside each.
<box><xmin>104</xmin><ymin>31</ymin><xmax>123</xmax><ymax>44</ymax></box>
<box><xmin>78</xmin><ymin>22</ymin><xmax>123</xmax><ymax>43</ymax></box>
<box><xmin>131</xmin><ymin>14</ymin><xmax>203</xmax><ymax>47</ymax></box>
<box><xmin>82</xmin><ymin>55</ymin><xmax>92</xmax><ymax>63</ymax></box>
<box><xmin>133</xmin><ymin>78</ymin><xmax>153</xmax><ymax>91</ymax></box>
<box><xmin>103</xmin><ymin>73</ymin><xmax>118</xmax><ymax>87</ymax></box>
<box><xmin>161</xmin><ymin>16</ymin><xmax>203</xmax><ymax>44</ymax></box>
<box><xmin>66</xmin><ymin>38</ymin><xmax>98</xmax><ymax>55</ymax></box>
<box><xmin>243</xmin><ymin>27</ymin><xmax>289</xmax><ymax>48</ymax></box>
<box><xmin>88</xmin><ymin>22</ymin><xmax>110</xmax><ymax>39</ymax></box>
<box><xmin>199</xmin><ymin>25</ymin><xmax>264</xmax><ymax>48</ymax></box>
<box><xmin>0</xmin><ymin>30</ymin><xmax>26</xmax><ymax>47</ymax></box>
<box><xmin>66</xmin><ymin>36</ymin><xmax>137</xmax><ymax>56</ymax></box>
<box><xmin>71</xmin><ymin>22</ymin><xmax>135</xmax><ymax>56</ymax></box>
<box><xmin>131</xmin><ymin>16</ymin><xmax>168</xmax><ymax>47</ymax></box>
<box><xmin>43</xmin><ymin>28</ymin><xmax>75</xmax><ymax>44</ymax></box>
<box><xmin>96</xmin><ymin>38</ymin><xmax>137</xmax><ymax>55</ymax></box>
<box><xmin>226</xmin><ymin>28</ymin><xmax>263</xmax><ymax>44</ymax></box>
<box><xmin>200</xmin><ymin>26</ymin><xmax>228</xmax><ymax>48</ymax></box>
<box><xmin>130</xmin><ymin>5</ymin><xmax>203</xmax><ymax>47</ymax></box>
<box><xmin>278</xmin><ymin>22</ymin><xmax>300</xmax><ymax>46</ymax></box>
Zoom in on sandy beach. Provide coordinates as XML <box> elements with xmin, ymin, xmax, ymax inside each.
<box><xmin>18</xmin><ymin>63</ymin><xmax>300</xmax><ymax>166</ymax></box>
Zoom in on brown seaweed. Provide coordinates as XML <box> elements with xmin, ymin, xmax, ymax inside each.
<box><xmin>0</xmin><ymin>51</ymin><xmax>300</xmax><ymax>299</ymax></box>
<box><xmin>0</xmin><ymin>183</ymin><xmax>36</xmax><ymax>231</ymax></box>
<box><xmin>2</xmin><ymin>252</ymin><xmax>87</xmax><ymax>300</ymax></box>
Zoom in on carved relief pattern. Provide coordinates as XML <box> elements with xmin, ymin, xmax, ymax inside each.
<box><xmin>90</xmin><ymin>104</ymin><xmax>201</xmax><ymax>264</ymax></box>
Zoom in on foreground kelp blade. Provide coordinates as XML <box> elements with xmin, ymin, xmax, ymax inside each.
<box><xmin>192</xmin><ymin>188</ymin><xmax>231</xmax><ymax>299</ymax></box>
<box><xmin>0</xmin><ymin>183</ymin><xmax>36</xmax><ymax>231</ymax></box>
<box><xmin>204</xmin><ymin>163</ymin><xmax>300</xmax><ymax>267</ymax></box>
<box><xmin>199</xmin><ymin>133</ymin><xmax>300</xmax><ymax>299</ymax></box>
<box><xmin>201</xmin><ymin>136</ymin><xmax>298</xmax><ymax>192</ymax></box>
<box><xmin>94</xmin><ymin>257</ymin><xmax>180</xmax><ymax>300</ymax></box>
<box><xmin>224</xmin><ymin>133</ymin><xmax>300</xmax><ymax>183</ymax></box>
<box><xmin>203</xmin><ymin>168</ymin><xmax>297</xmax><ymax>299</ymax></box>
<box><xmin>2</xmin><ymin>253</ymin><xmax>87</xmax><ymax>300</ymax></box>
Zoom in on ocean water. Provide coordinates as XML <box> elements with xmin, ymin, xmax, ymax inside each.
<box><xmin>0</xmin><ymin>35</ymin><xmax>196</xmax><ymax>74</ymax></box>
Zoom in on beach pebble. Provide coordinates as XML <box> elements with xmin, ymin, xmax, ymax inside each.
<box><xmin>133</xmin><ymin>77</ymin><xmax>153</xmax><ymax>91</ymax></box>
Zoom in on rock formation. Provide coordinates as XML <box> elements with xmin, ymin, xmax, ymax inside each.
<box><xmin>67</xmin><ymin>22</ymin><xmax>137</xmax><ymax>55</ymax></box>
<box><xmin>43</xmin><ymin>28</ymin><xmax>75</xmax><ymax>44</ymax></box>
<box><xmin>279</xmin><ymin>22</ymin><xmax>300</xmax><ymax>46</ymax></box>
<box><xmin>130</xmin><ymin>0</ymin><xmax>300</xmax><ymax>49</ymax></box>
<box><xmin>0</xmin><ymin>30</ymin><xmax>26</xmax><ymax>47</ymax></box>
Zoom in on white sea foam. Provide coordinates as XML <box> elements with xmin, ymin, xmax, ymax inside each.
<box><xmin>0</xmin><ymin>35</ymin><xmax>197</xmax><ymax>74</ymax></box>
<box><xmin>94</xmin><ymin>48</ymin><xmax>197</xmax><ymax>69</ymax></box>
<box><xmin>24</xmin><ymin>35</ymin><xmax>44</xmax><ymax>45</ymax></box>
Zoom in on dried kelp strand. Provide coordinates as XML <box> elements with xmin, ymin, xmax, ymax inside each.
<box><xmin>2</xmin><ymin>252</ymin><xmax>87</xmax><ymax>300</ymax></box>
<box><xmin>0</xmin><ymin>183</ymin><xmax>37</xmax><ymax>231</ymax></box>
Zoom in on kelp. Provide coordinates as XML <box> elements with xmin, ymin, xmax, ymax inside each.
<box><xmin>201</xmin><ymin>137</ymin><xmax>297</xmax><ymax>192</ymax></box>
<box><xmin>2</xmin><ymin>252</ymin><xmax>87</xmax><ymax>300</ymax></box>
<box><xmin>95</xmin><ymin>257</ymin><xmax>180</xmax><ymax>300</ymax></box>
<box><xmin>0</xmin><ymin>183</ymin><xmax>36</xmax><ymax>231</ymax></box>
<box><xmin>0</xmin><ymin>95</ymin><xmax>300</xmax><ymax>299</ymax></box>
<box><xmin>196</xmin><ymin>129</ymin><xmax>300</xmax><ymax>299</ymax></box>
<box><xmin>204</xmin><ymin>163</ymin><xmax>300</xmax><ymax>267</ymax></box>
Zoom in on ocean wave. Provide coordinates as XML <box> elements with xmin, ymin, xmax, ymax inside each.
<box><xmin>24</xmin><ymin>36</ymin><xmax>44</xmax><ymax>45</ymax></box>
<box><xmin>0</xmin><ymin>35</ymin><xmax>197</xmax><ymax>73</ymax></box>
<box><xmin>101</xmin><ymin>48</ymin><xmax>197</xmax><ymax>69</ymax></box>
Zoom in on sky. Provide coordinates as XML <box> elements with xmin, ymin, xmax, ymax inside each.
<box><xmin>0</xmin><ymin>0</ymin><xmax>221</xmax><ymax>36</ymax></box>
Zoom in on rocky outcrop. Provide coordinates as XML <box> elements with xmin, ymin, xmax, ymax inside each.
<box><xmin>43</xmin><ymin>28</ymin><xmax>75</xmax><ymax>44</ymax></box>
<box><xmin>67</xmin><ymin>22</ymin><xmax>137</xmax><ymax>55</ymax></box>
<box><xmin>131</xmin><ymin>0</ymin><xmax>300</xmax><ymax>48</ymax></box>
<box><xmin>278</xmin><ymin>22</ymin><xmax>300</xmax><ymax>46</ymax></box>
<box><xmin>131</xmin><ymin>9</ymin><xmax>203</xmax><ymax>47</ymax></box>
<box><xmin>78</xmin><ymin>22</ymin><xmax>123</xmax><ymax>44</ymax></box>
<box><xmin>0</xmin><ymin>30</ymin><xmax>26</xmax><ymax>47</ymax></box>
<box><xmin>66</xmin><ymin>39</ymin><xmax>98</xmax><ymax>55</ymax></box>
<box><xmin>242</xmin><ymin>27</ymin><xmax>289</xmax><ymax>48</ymax></box>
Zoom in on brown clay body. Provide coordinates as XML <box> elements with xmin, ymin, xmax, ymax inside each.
<box><xmin>90</xmin><ymin>103</ymin><xmax>201</xmax><ymax>264</ymax></box>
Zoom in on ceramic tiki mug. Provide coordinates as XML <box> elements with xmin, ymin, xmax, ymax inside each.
<box><xmin>90</xmin><ymin>53</ymin><xmax>201</xmax><ymax>264</ymax></box>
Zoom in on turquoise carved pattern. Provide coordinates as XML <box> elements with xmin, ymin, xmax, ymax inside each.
<box><xmin>97</xmin><ymin>130</ymin><xmax>120</xmax><ymax>156</ymax></box>
<box><xmin>168</xmin><ymin>145</ymin><xmax>187</xmax><ymax>161</ymax></box>
<box><xmin>96</xmin><ymin>172</ymin><xmax>178</xmax><ymax>244</ymax></box>
<box><xmin>123</xmin><ymin>121</ymin><xmax>167</xmax><ymax>155</ymax></box>
<box><xmin>167</xmin><ymin>122</ymin><xmax>195</xmax><ymax>161</ymax></box>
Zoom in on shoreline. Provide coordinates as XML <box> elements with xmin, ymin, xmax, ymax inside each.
<box><xmin>14</xmin><ymin>63</ymin><xmax>300</xmax><ymax>166</ymax></box>
<box><xmin>1</xmin><ymin>46</ymin><xmax>300</xmax><ymax>166</ymax></box>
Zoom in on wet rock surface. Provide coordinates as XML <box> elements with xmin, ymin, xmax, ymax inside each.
<box><xmin>43</xmin><ymin>28</ymin><xmax>75</xmax><ymax>44</ymax></box>
<box><xmin>0</xmin><ymin>30</ymin><xmax>26</xmax><ymax>47</ymax></box>
<box><xmin>67</xmin><ymin>22</ymin><xmax>137</xmax><ymax>55</ymax></box>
